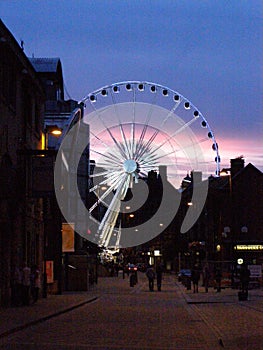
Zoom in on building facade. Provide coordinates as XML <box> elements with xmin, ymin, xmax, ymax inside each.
<box><xmin>0</xmin><ymin>20</ymin><xmax>81</xmax><ymax>304</ymax></box>
<box><xmin>30</xmin><ymin>57</ymin><xmax>94</xmax><ymax>292</ymax></box>
<box><xmin>219</xmin><ymin>158</ymin><xmax>263</xmax><ymax>267</ymax></box>
<box><xmin>169</xmin><ymin>158</ymin><xmax>263</xmax><ymax>276</ymax></box>
<box><xmin>0</xmin><ymin>20</ymin><xmax>45</xmax><ymax>305</ymax></box>
<box><xmin>138</xmin><ymin>158</ymin><xmax>263</xmax><ymax>278</ymax></box>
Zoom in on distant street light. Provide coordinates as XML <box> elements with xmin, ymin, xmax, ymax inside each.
<box><xmin>241</xmin><ymin>226</ymin><xmax>248</xmax><ymax>233</ymax></box>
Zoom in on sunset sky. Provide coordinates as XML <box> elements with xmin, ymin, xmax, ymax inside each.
<box><xmin>1</xmin><ymin>0</ymin><xmax>262</xmax><ymax>173</ymax></box>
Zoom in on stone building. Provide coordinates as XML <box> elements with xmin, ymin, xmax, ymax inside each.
<box><xmin>0</xmin><ymin>19</ymin><xmax>45</xmax><ymax>305</ymax></box>
<box><xmin>28</xmin><ymin>56</ymin><xmax>80</xmax><ymax>294</ymax></box>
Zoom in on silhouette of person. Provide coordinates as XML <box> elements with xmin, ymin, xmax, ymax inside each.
<box><xmin>156</xmin><ymin>263</ymin><xmax>163</xmax><ymax>291</ymax></box>
<box><xmin>203</xmin><ymin>264</ymin><xmax>211</xmax><ymax>293</ymax></box>
<box><xmin>22</xmin><ymin>262</ymin><xmax>31</xmax><ymax>305</ymax></box>
<box><xmin>191</xmin><ymin>264</ymin><xmax>200</xmax><ymax>293</ymax></box>
<box><xmin>215</xmin><ymin>267</ymin><xmax>222</xmax><ymax>292</ymax></box>
<box><xmin>146</xmin><ymin>265</ymin><xmax>155</xmax><ymax>291</ymax></box>
<box><xmin>11</xmin><ymin>265</ymin><xmax>22</xmax><ymax>306</ymax></box>
<box><xmin>240</xmin><ymin>265</ymin><xmax>250</xmax><ymax>294</ymax></box>
<box><xmin>31</xmin><ymin>264</ymin><xmax>41</xmax><ymax>303</ymax></box>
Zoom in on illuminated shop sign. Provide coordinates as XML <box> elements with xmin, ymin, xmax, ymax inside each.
<box><xmin>234</xmin><ymin>245</ymin><xmax>263</xmax><ymax>251</ymax></box>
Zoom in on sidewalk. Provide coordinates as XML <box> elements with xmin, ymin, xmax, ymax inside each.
<box><xmin>176</xmin><ymin>281</ymin><xmax>263</xmax><ymax>350</ymax></box>
<box><xmin>0</xmin><ymin>274</ymin><xmax>140</xmax><ymax>339</ymax></box>
<box><xmin>176</xmin><ymin>280</ymin><xmax>263</xmax><ymax>307</ymax></box>
<box><xmin>0</xmin><ymin>292</ymin><xmax>97</xmax><ymax>338</ymax></box>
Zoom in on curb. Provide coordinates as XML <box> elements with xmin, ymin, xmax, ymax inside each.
<box><xmin>175</xmin><ymin>281</ymin><xmax>236</xmax><ymax>304</ymax></box>
<box><xmin>0</xmin><ymin>296</ymin><xmax>98</xmax><ymax>339</ymax></box>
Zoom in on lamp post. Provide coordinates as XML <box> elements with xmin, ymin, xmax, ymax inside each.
<box><xmin>42</xmin><ymin>124</ymin><xmax>63</xmax><ymax>298</ymax></box>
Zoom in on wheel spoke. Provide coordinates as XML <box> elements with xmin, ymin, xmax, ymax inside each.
<box><xmin>136</xmin><ymin>100</ymin><xmax>181</xmax><ymax>160</ymax></box>
<box><xmin>90</xmin><ymin>102</ymin><xmax>127</xmax><ymax>159</ymax></box>
<box><xmin>91</xmin><ymin>149</ymin><xmax>124</xmax><ymax>167</ymax></box>
<box><xmin>98</xmin><ymin>174</ymin><xmax>129</xmax><ymax>245</ymax></box>
<box><xmin>135</xmin><ymin>129</ymin><xmax>159</xmax><ymax>161</ymax></box>
<box><xmin>130</xmin><ymin>87</ymin><xmax>136</xmax><ymax>158</ymax></box>
<box><xmin>90</xmin><ymin>170</ymin><xmax>112</xmax><ymax>178</ymax></box>
<box><xmin>110</xmin><ymin>89</ymin><xmax>132</xmax><ymax>159</ymax></box>
<box><xmin>89</xmin><ymin>173</ymin><xmax>127</xmax><ymax>214</ymax></box>
<box><xmin>144</xmin><ymin>116</ymin><xmax>197</xmax><ymax>160</ymax></box>
<box><xmin>160</xmin><ymin>99</ymin><xmax>182</xmax><ymax>128</ymax></box>
<box><xmin>134</xmin><ymin>89</ymin><xmax>158</xmax><ymax>157</ymax></box>
<box><xmin>90</xmin><ymin>130</ymin><xmax>112</xmax><ymax>152</ymax></box>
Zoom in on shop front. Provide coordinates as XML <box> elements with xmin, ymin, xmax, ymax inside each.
<box><xmin>233</xmin><ymin>242</ymin><xmax>263</xmax><ymax>288</ymax></box>
<box><xmin>233</xmin><ymin>243</ymin><xmax>263</xmax><ymax>265</ymax></box>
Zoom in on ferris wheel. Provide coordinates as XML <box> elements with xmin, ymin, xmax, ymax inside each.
<box><xmin>56</xmin><ymin>81</ymin><xmax>220</xmax><ymax>249</ymax></box>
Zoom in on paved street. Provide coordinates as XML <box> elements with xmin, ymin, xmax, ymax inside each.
<box><xmin>0</xmin><ymin>272</ymin><xmax>263</xmax><ymax>349</ymax></box>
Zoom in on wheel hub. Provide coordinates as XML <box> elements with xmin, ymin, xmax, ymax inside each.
<box><xmin>123</xmin><ymin>159</ymin><xmax>137</xmax><ymax>174</ymax></box>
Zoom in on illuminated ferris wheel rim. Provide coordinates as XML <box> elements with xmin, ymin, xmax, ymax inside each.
<box><xmin>81</xmin><ymin>80</ymin><xmax>221</xmax><ymax>177</ymax></box>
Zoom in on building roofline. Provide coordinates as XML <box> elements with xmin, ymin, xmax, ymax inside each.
<box><xmin>0</xmin><ymin>19</ymin><xmax>45</xmax><ymax>94</ymax></box>
<box><xmin>28</xmin><ymin>57</ymin><xmax>62</xmax><ymax>73</ymax></box>
<box><xmin>232</xmin><ymin>162</ymin><xmax>263</xmax><ymax>180</ymax></box>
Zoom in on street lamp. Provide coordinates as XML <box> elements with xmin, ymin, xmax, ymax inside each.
<box><xmin>42</xmin><ymin>125</ymin><xmax>63</xmax><ymax>297</ymax></box>
<box><xmin>45</xmin><ymin>124</ymin><xmax>62</xmax><ymax>135</ymax></box>
<box><xmin>241</xmin><ymin>226</ymin><xmax>248</xmax><ymax>234</ymax></box>
<box><xmin>44</xmin><ymin>125</ymin><xmax>62</xmax><ymax>150</ymax></box>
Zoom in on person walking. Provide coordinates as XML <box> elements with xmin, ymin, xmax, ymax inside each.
<box><xmin>11</xmin><ymin>265</ymin><xmax>22</xmax><ymax>306</ymax></box>
<box><xmin>203</xmin><ymin>264</ymin><xmax>211</xmax><ymax>293</ymax></box>
<box><xmin>156</xmin><ymin>263</ymin><xmax>163</xmax><ymax>291</ymax></box>
<box><xmin>22</xmin><ymin>262</ymin><xmax>31</xmax><ymax>305</ymax></box>
<box><xmin>31</xmin><ymin>265</ymin><xmax>41</xmax><ymax>303</ymax></box>
<box><xmin>215</xmin><ymin>267</ymin><xmax>222</xmax><ymax>292</ymax></box>
<box><xmin>240</xmin><ymin>265</ymin><xmax>250</xmax><ymax>294</ymax></box>
<box><xmin>146</xmin><ymin>265</ymin><xmax>155</xmax><ymax>291</ymax></box>
<box><xmin>191</xmin><ymin>264</ymin><xmax>200</xmax><ymax>293</ymax></box>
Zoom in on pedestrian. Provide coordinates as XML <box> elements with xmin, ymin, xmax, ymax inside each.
<box><xmin>122</xmin><ymin>264</ymin><xmax>125</xmax><ymax>279</ymax></box>
<box><xmin>126</xmin><ymin>262</ymin><xmax>131</xmax><ymax>276</ymax></box>
<box><xmin>215</xmin><ymin>267</ymin><xmax>222</xmax><ymax>292</ymax></box>
<box><xmin>156</xmin><ymin>263</ymin><xmax>163</xmax><ymax>291</ymax></box>
<box><xmin>203</xmin><ymin>264</ymin><xmax>211</xmax><ymax>293</ymax></box>
<box><xmin>191</xmin><ymin>264</ymin><xmax>200</xmax><ymax>293</ymax></box>
<box><xmin>31</xmin><ymin>264</ymin><xmax>41</xmax><ymax>303</ymax></box>
<box><xmin>240</xmin><ymin>265</ymin><xmax>250</xmax><ymax>294</ymax></box>
<box><xmin>11</xmin><ymin>265</ymin><xmax>22</xmax><ymax>306</ymax></box>
<box><xmin>146</xmin><ymin>265</ymin><xmax>155</xmax><ymax>291</ymax></box>
<box><xmin>22</xmin><ymin>262</ymin><xmax>31</xmax><ymax>305</ymax></box>
<box><xmin>114</xmin><ymin>264</ymin><xmax>119</xmax><ymax>277</ymax></box>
